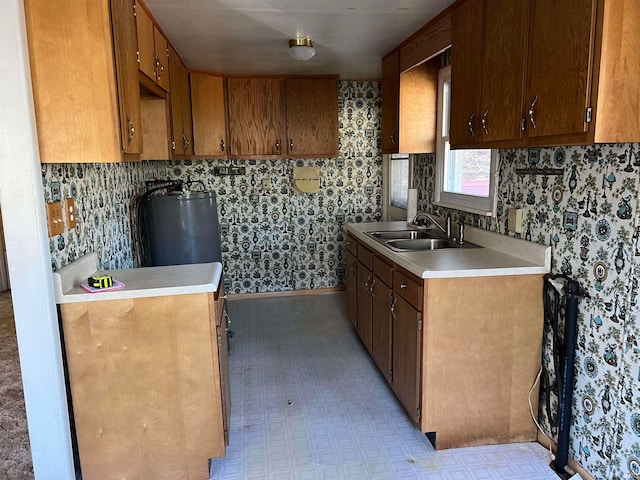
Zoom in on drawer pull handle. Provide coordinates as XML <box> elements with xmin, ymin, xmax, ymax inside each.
<box><xmin>400</xmin><ymin>283</ymin><xmax>407</xmax><ymax>289</ymax></box>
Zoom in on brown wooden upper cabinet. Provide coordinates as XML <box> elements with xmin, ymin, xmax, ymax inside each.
<box><xmin>25</xmin><ymin>0</ymin><xmax>143</xmax><ymax>162</ymax></box>
<box><xmin>451</xmin><ymin>0</ymin><xmax>640</xmax><ymax>148</ymax></box>
<box><xmin>226</xmin><ymin>76</ymin><xmax>338</xmax><ymax>158</ymax></box>
<box><xmin>382</xmin><ymin>51</ymin><xmax>439</xmax><ymax>155</ymax></box>
<box><xmin>285</xmin><ymin>78</ymin><xmax>339</xmax><ymax>157</ymax></box>
<box><xmin>135</xmin><ymin>1</ymin><xmax>170</xmax><ymax>92</ymax></box>
<box><xmin>190</xmin><ymin>72</ymin><xmax>227</xmax><ymax>158</ymax></box>
<box><xmin>169</xmin><ymin>46</ymin><xmax>194</xmax><ymax>156</ymax></box>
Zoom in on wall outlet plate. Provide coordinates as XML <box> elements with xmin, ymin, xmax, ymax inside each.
<box><xmin>46</xmin><ymin>201</ymin><xmax>64</xmax><ymax>237</ymax></box>
<box><xmin>65</xmin><ymin>198</ymin><xmax>77</xmax><ymax>230</ymax></box>
<box><xmin>508</xmin><ymin>207</ymin><xmax>523</xmax><ymax>234</ymax></box>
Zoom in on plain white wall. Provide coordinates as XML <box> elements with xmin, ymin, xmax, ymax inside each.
<box><xmin>0</xmin><ymin>1</ymin><xmax>75</xmax><ymax>478</ymax></box>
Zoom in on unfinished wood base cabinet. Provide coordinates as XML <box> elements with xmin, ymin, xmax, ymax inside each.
<box><xmin>345</xmin><ymin>236</ymin><xmax>544</xmax><ymax>450</ymax></box>
<box><xmin>59</xmin><ymin>290</ymin><xmax>230</xmax><ymax>480</ymax></box>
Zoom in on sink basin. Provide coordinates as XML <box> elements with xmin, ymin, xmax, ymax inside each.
<box><xmin>367</xmin><ymin>230</ymin><xmax>439</xmax><ymax>240</ymax></box>
<box><xmin>386</xmin><ymin>238</ymin><xmax>460</xmax><ymax>251</ymax></box>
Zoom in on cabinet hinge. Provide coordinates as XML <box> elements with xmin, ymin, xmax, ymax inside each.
<box><xmin>586</xmin><ymin>107</ymin><xmax>593</xmax><ymax>124</ymax></box>
<box><xmin>416</xmin><ymin>408</ymin><xmax>421</xmax><ymax>422</ymax></box>
<box><xmin>132</xmin><ymin>3</ymin><xmax>136</xmax><ymax>17</ymax></box>
<box><xmin>224</xmin><ymin>429</ymin><xmax>229</xmax><ymax>445</ymax></box>
<box><xmin>171</xmin><ymin>140</ymin><xmax>176</xmax><ymax>152</ymax></box>
<box><xmin>136</xmin><ymin>51</ymin><xmax>140</xmax><ymax>64</ymax></box>
<box><xmin>389</xmin><ymin>370</ymin><xmax>393</xmax><ymax>382</ymax></box>
<box><xmin>418</xmin><ymin>319</ymin><xmax>423</xmax><ymax>330</ymax></box>
<box><xmin>521</xmin><ymin>118</ymin><xmax>526</xmax><ymax>132</ymax></box>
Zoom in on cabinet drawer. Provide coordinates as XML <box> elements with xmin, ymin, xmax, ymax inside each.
<box><xmin>394</xmin><ymin>268</ymin><xmax>423</xmax><ymax>310</ymax></box>
<box><xmin>346</xmin><ymin>234</ymin><xmax>358</xmax><ymax>256</ymax></box>
<box><xmin>357</xmin><ymin>244</ymin><xmax>374</xmax><ymax>271</ymax></box>
<box><xmin>373</xmin><ymin>255</ymin><xmax>393</xmax><ymax>287</ymax></box>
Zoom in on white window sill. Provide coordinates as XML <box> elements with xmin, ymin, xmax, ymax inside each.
<box><xmin>433</xmin><ymin>200</ymin><xmax>493</xmax><ymax>217</ymax></box>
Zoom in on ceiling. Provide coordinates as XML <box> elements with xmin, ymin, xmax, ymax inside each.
<box><xmin>145</xmin><ymin>0</ymin><xmax>455</xmax><ymax>79</ymax></box>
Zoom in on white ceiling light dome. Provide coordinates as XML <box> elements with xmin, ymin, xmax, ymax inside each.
<box><xmin>288</xmin><ymin>38</ymin><xmax>316</xmax><ymax>61</ymax></box>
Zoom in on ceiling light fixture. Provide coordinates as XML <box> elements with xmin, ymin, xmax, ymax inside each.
<box><xmin>288</xmin><ymin>38</ymin><xmax>316</xmax><ymax>61</ymax></box>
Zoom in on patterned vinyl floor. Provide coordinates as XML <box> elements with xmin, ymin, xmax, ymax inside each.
<box><xmin>211</xmin><ymin>292</ymin><xmax>560</xmax><ymax>480</ymax></box>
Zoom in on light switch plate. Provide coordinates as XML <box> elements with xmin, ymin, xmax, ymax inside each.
<box><xmin>46</xmin><ymin>201</ymin><xmax>64</xmax><ymax>237</ymax></box>
<box><xmin>508</xmin><ymin>207</ymin><xmax>523</xmax><ymax>234</ymax></box>
<box><xmin>65</xmin><ymin>198</ymin><xmax>77</xmax><ymax>230</ymax></box>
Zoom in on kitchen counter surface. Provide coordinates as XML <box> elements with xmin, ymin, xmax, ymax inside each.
<box><xmin>346</xmin><ymin>222</ymin><xmax>550</xmax><ymax>279</ymax></box>
<box><xmin>53</xmin><ymin>252</ymin><xmax>223</xmax><ymax>304</ymax></box>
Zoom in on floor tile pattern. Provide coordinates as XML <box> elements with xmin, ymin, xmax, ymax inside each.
<box><xmin>211</xmin><ymin>293</ymin><xmax>560</xmax><ymax>480</ymax></box>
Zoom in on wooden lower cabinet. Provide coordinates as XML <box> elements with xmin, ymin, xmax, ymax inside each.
<box><xmin>345</xmin><ymin>251</ymin><xmax>358</xmax><ymax>328</ymax></box>
<box><xmin>356</xmin><ymin>263</ymin><xmax>373</xmax><ymax>353</ymax></box>
<box><xmin>392</xmin><ymin>294</ymin><xmax>422</xmax><ymax>424</ymax></box>
<box><xmin>60</xmin><ymin>291</ymin><xmax>229</xmax><ymax>480</ymax></box>
<box><xmin>371</xmin><ymin>278</ymin><xmax>392</xmax><ymax>383</ymax></box>
<box><xmin>345</xmin><ymin>235</ymin><xmax>544</xmax><ymax>450</ymax></box>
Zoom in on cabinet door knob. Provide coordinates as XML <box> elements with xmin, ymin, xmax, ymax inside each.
<box><xmin>481</xmin><ymin>108</ymin><xmax>489</xmax><ymax>136</ymax></box>
<box><xmin>468</xmin><ymin>112</ymin><xmax>475</xmax><ymax>137</ymax></box>
<box><xmin>220</xmin><ymin>139</ymin><xmax>225</xmax><ymax>152</ymax></box>
<box><xmin>528</xmin><ymin>96</ymin><xmax>538</xmax><ymax>129</ymax></box>
<box><xmin>275</xmin><ymin>139</ymin><xmax>280</xmax><ymax>154</ymax></box>
<box><xmin>290</xmin><ymin>139</ymin><xmax>294</xmax><ymax>152</ymax></box>
<box><xmin>400</xmin><ymin>283</ymin><xmax>407</xmax><ymax>289</ymax></box>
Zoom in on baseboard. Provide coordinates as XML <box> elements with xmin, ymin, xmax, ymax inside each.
<box><xmin>227</xmin><ymin>287</ymin><xmax>345</xmax><ymax>300</ymax></box>
<box><xmin>537</xmin><ymin>431</ymin><xmax>596</xmax><ymax>480</ymax></box>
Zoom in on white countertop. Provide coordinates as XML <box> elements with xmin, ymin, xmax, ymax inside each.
<box><xmin>346</xmin><ymin>222</ymin><xmax>550</xmax><ymax>279</ymax></box>
<box><xmin>53</xmin><ymin>253</ymin><xmax>223</xmax><ymax>304</ymax></box>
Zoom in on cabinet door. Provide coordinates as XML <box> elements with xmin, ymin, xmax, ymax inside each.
<box><xmin>356</xmin><ymin>264</ymin><xmax>373</xmax><ymax>353</ymax></box>
<box><xmin>479</xmin><ymin>0</ymin><xmax>529</xmax><ymax>142</ymax></box>
<box><xmin>191</xmin><ymin>73</ymin><xmax>227</xmax><ymax>157</ymax></box>
<box><xmin>227</xmin><ymin>78</ymin><xmax>286</xmax><ymax>157</ymax></box>
<box><xmin>392</xmin><ymin>294</ymin><xmax>422</xmax><ymax>424</ymax></box>
<box><xmin>215</xmin><ymin>293</ymin><xmax>231</xmax><ymax>446</ymax></box>
<box><xmin>135</xmin><ymin>2</ymin><xmax>156</xmax><ymax>82</ymax></box>
<box><xmin>345</xmin><ymin>251</ymin><xmax>358</xmax><ymax>329</ymax></box>
<box><xmin>153</xmin><ymin>26</ymin><xmax>170</xmax><ymax>92</ymax></box>
<box><xmin>111</xmin><ymin>0</ymin><xmax>143</xmax><ymax>154</ymax></box>
<box><xmin>382</xmin><ymin>51</ymin><xmax>400</xmax><ymax>154</ymax></box>
<box><xmin>450</xmin><ymin>0</ymin><xmax>483</xmax><ymax>146</ymax></box>
<box><xmin>525</xmin><ymin>0</ymin><xmax>596</xmax><ymax>139</ymax></box>
<box><xmin>169</xmin><ymin>46</ymin><xmax>192</xmax><ymax>155</ymax></box>
<box><xmin>372</xmin><ymin>278</ymin><xmax>392</xmax><ymax>383</ymax></box>
<box><xmin>285</xmin><ymin>78</ymin><xmax>338</xmax><ymax>157</ymax></box>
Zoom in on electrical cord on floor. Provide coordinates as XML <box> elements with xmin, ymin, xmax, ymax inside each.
<box><xmin>529</xmin><ymin>365</ymin><xmax>555</xmax><ymax>462</ymax></box>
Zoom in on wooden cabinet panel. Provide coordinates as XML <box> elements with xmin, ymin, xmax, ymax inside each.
<box><xmin>525</xmin><ymin>0</ymin><xmax>596</xmax><ymax>139</ymax></box>
<box><xmin>393</xmin><ymin>268</ymin><xmax>423</xmax><ymax>311</ymax></box>
<box><xmin>346</xmin><ymin>234</ymin><xmax>358</xmax><ymax>257</ymax></box>
<box><xmin>227</xmin><ymin>77</ymin><xmax>286</xmax><ymax>157</ymax></box>
<box><xmin>357</xmin><ymin>244</ymin><xmax>374</xmax><ymax>271</ymax></box>
<box><xmin>60</xmin><ymin>292</ymin><xmax>226</xmax><ymax>480</ymax></box>
<box><xmin>373</xmin><ymin>255</ymin><xmax>393</xmax><ymax>288</ymax></box>
<box><xmin>346</xmin><ymin>251</ymin><xmax>358</xmax><ymax>329</ymax></box>
<box><xmin>111</xmin><ymin>0</ymin><xmax>143</xmax><ymax>155</ymax></box>
<box><xmin>479</xmin><ymin>0</ymin><xmax>529</xmax><ymax>143</ymax></box>
<box><xmin>285</xmin><ymin>78</ymin><xmax>338</xmax><ymax>157</ymax></box>
<box><xmin>135</xmin><ymin>2</ymin><xmax>156</xmax><ymax>82</ymax></box>
<box><xmin>191</xmin><ymin>73</ymin><xmax>227</xmax><ymax>157</ymax></box>
<box><xmin>154</xmin><ymin>26</ymin><xmax>170</xmax><ymax>91</ymax></box>
<box><xmin>381</xmin><ymin>51</ymin><xmax>400</xmax><ymax>154</ymax></box>
<box><xmin>169</xmin><ymin>46</ymin><xmax>193</xmax><ymax>156</ymax></box>
<box><xmin>213</xmin><ymin>289</ymin><xmax>231</xmax><ymax>446</ymax></box>
<box><xmin>399</xmin><ymin>10</ymin><xmax>452</xmax><ymax>73</ymax></box>
<box><xmin>450</xmin><ymin>0</ymin><xmax>483</xmax><ymax>146</ymax></box>
<box><xmin>25</xmin><ymin>0</ymin><xmax>125</xmax><ymax>163</ymax></box>
<box><xmin>392</xmin><ymin>294</ymin><xmax>422</xmax><ymax>424</ymax></box>
<box><xmin>372</xmin><ymin>278</ymin><xmax>392</xmax><ymax>383</ymax></box>
<box><xmin>357</xmin><ymin>264</ymin><xmax>373</xmax><ymax>353</ymax></box>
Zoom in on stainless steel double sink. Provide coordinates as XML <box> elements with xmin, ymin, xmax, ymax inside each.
<box><xmin>365</xmin><ymin>229</ymin><xmax>482</xmax><ymax>252</ymax></box>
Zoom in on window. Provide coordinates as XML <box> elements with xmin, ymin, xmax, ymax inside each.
<box><xmin>435</xmin><ymin>65</ymin><xmax>497</xmax><ymax>216</ymax></box>
<box><xmin>384</xmin><ymin>153</ymin><xmax>411</xmax><ymax>221</ymax></box>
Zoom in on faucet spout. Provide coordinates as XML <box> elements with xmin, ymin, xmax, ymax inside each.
<box><xmin>412</xmin><ymin>212</ymin><xmax>450</xmax><ymax>236</ymax></box>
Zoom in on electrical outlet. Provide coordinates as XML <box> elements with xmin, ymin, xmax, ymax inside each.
<box><xmin>65</xmin><ymin>198</ymin><xmax>77</xmax><ymax>230</ymax></box>
<box><xmin>508</xmin><ymin>207</ymin><xmax>523</xmax><ymax>234</ymax></box>
<box><xmin>46</xmin><ymin>201</ymin><xmax>64</xmax><ymax>237</ymax></box>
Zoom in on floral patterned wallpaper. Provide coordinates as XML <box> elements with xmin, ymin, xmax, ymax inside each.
<box><xmin>44</xmin><ymin>161</ymin><xmax>163</xmax><ymax>271</ymax></box>
<box><xmin>166</xmin><ymin>80</ymin><xmax>383</xmax><ymax>294</ymax></box>
<box><xmin>419</xmin><ymin>144</ymin><xmax>640</xmax><ymax>480</ymax></box>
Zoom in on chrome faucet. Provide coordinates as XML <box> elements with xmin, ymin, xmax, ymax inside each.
<box><xmin>412</xmin><ymin>212</ymin><xmax>451</xmax><ymax>237</ymax></box>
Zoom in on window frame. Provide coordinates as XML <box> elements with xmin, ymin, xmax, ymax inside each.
<box><xmin>434</xmin><ymin>65</ymin><xmax>498</xmax><ymax>217</ymax></box>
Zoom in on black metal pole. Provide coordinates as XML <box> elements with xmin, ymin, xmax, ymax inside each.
<box><xmin>552</xmin><ymin>279</ymin><xmax>581</xmax><ymax>474</ymax></box>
